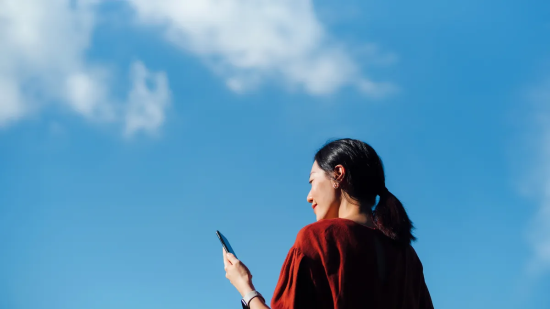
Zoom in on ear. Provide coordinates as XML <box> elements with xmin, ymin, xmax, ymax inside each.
<box><xmin>333</xmin><ymin>164</ymin><xmax>346</xmax><ymax>183</ymax></box>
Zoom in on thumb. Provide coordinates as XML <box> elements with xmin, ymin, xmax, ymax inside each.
<box><xmin>226</xmin><ymin>252</ymin><xmax>239</xmax><ymax>264</ymax></box>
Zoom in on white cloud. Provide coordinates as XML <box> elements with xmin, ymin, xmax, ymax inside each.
<box><xmin>126</xmin><ymin>0</ymin><xmax>392</xmax><ymax>96</ymax></box>
<box><xmin>526</xmin><ymin>80</ymin><xmax>550</xmax><ymax>274</ymax></box>
<box><xmin>0</xmin><ymin>0</ymin><xmax>170</xmax><ymax>135</ymax></box>
<box><xmin>0</xmin><ymin>0</ymin><xmax>390</xmax><ymax>134</ymax></box>
<box><xmin>0</xmin><ymin>0</ymin><xmax>107</xmax><ymax>120</ymax></box>
<box><xmin>0</xmin><ymin>76</ymin><xmax>24</xmax><ymax>125</ymax></box>
<box><xmin>125</xmin><ymin>62</ymin><xmax>171</xmax><ymax>137</ymax></box>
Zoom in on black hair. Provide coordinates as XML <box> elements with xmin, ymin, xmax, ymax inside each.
<box><xmin>314</xmin><ymin>138</ymin><xmax>416</xmax><ymax>245</ymax></box>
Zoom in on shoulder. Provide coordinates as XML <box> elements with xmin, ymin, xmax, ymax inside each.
<box><xmin>407</xmin><ymin>245</ymin><xmax>425</xmax><ymax>271</ymax></box>
<box><xmin>294</xmin><ymin>218</ymin><xmax>353</xmax><ymax>250</ymax></box>
<box><xmin>296</xmin><ymin>218</ymin><xmax>340</xmax><ymax>239</ymax></box>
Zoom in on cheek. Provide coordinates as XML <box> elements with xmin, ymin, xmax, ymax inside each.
<box><xmin>314</xmin><ymin>187</ymin><xmax>336</xmax><ymax>220</ymax></box>
<box><xmin>313</xmin><ymin>183</ymin><xmax>335</xmax><ymax>207</ymax></box>
<box><xmin>311</xmin><ymin>185</ymin><xmax>323</xmax><ymax>204</ymax></box>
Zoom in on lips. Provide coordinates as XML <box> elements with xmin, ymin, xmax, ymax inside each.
<box><xmin>312</xmin><ymin>204</ymin><xmax>317</xmax><ymax>210</ymax></box>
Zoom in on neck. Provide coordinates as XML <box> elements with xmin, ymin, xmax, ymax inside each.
<box><xmin>338</xmin><ymin>195</ymin><xmax>375</xmax><ymax>228</ymax></box>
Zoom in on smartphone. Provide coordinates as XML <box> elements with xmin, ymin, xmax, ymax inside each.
<box><xmin>216</xmin><ymin>230</ymin><xmax>237</xmax><ymax>258</ymax></box>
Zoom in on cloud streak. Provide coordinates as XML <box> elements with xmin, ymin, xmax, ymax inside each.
<box><xmin>126</xmin><ymin>0</ymin><xmax>394</xmax><ymax>96</ymax></box>
<box><xmin>526</xmin><ymin>80</ymin><xmax>550</xmax><ymax>274</ymax></box>
<box><xmin>0</xmin><ymin>0</ymin><xmax>170</xmax><ymax>135</ymax></box>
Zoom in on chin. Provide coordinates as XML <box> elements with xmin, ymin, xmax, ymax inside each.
<box><xmin>315</xmin><ymin>206</ymin><xmax>334</xmax><ymax>221</ymax></box>
<box><xmin>315</xmin><ymin>212</ymin><xmax>328</xmax><ymax>221</ymax></box>
<box><xmin>314</xmin><ymin>212</ymin><xmax>323</xmax><ymax>221</ymax></box>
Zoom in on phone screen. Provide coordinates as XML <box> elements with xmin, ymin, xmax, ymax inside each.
<box><xmin>216</xmin><ymin>230</ymin><xmax>237</xmax><ymax>258</ymax></box>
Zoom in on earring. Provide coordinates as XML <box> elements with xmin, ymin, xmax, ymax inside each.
<box><xmin>333</xmin><ymin>182</ymin><xmax>339</xmax><ymax>189</ymax></box>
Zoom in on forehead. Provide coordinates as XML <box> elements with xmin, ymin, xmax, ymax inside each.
<box><xmin>310</xmin><ymin>161</ymin><xmax>322</xmax><ymax>174</ymax></box>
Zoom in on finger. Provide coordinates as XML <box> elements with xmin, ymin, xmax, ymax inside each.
<box><xmin>222</xmin><ymin>248</ymin><xmax>229</xmax><ymax>268</ymax></box>
<box><xmin>223</xmin><ymin>249</ymin><xmax>235</xmax><ymax>266</ymax></box>
<box><xmin>226</xmin><ymin>252</ymin><xmax>239</xmax><ymax>264</ymax></box>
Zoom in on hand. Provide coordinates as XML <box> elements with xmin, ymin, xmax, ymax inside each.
<box><xmin>223</xmin><ymin>249</ymin><xmax>255</xmax><ymax>297</ymax></box>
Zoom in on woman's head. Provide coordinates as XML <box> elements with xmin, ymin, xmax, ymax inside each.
<box><xmin>308</xmin><ymin>138</ymin><xmax>416</xmax><ymax>245</ymax></box>
<box><xmin>307</xmin><ymin>160</ymin><xmax>341</xmax><ymax>221</ymax></box>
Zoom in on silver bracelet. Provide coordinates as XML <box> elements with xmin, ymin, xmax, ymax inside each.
<box><xmin>242</xmin><ymin>290</ymin><xmax>265</xmax><ymax>307</ymax></box>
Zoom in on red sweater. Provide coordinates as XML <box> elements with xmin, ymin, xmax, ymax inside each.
<box><xmin>271</xmin><ymin>218</ymin><xmax>433</xmax><ymax>309</ymax></box>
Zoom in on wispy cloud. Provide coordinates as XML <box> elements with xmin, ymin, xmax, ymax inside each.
<box><xmin>0</xmin><ymin>0</ymin><xmax>170</xmax><ymax>135</ymax></box>
<box><xmin>1</xmin><ymin>0</ymin><xmax>392</xmax><ymax>134</ymax></box>
<box><xmin>124</xmin><ymin>62</ymin><xmax>171</xmax><ymax>137</ymax></box>
<box><xmin>126</xmin><ymin>0</ymin><xmax>394</xmax><ymax>96</ymax></box>
<box><xmin>526</xmin><ymin>79</ymin><xmax>550</xmax><ymax>274</ymax></box>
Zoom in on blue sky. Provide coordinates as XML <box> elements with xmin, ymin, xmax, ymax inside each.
<box><xmin>1</xmin><ymin>0</ymin><xmax>549</xmax><ymax>308</ymax></box>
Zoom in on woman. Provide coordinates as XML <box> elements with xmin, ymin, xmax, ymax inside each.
<box><xmin>223</xmin><ymin>139</ymin><xmax>434</xmax><ymax>309</ymax></box>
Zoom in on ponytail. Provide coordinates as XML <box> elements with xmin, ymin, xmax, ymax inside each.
<box><xmin>373</xmin><ymin>188</ymin><xmax>416</xmax><ymax>245</ymax></box>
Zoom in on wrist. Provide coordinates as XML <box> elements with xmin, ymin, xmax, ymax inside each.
<box><xmin>242</xmin><ymin>290</ymin><xmax>266</xmax><ymax>308</ymax></box>
<box><xmin>239</xmin><ymin>281</ymin><xmax>255</xmax><ymax>297</ymax></box>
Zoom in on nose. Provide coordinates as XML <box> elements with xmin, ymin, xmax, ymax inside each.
<box><xmin>307</xmin><ymin>190</ymin><xmax>313</xmax><ymax>204</ymax></box>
